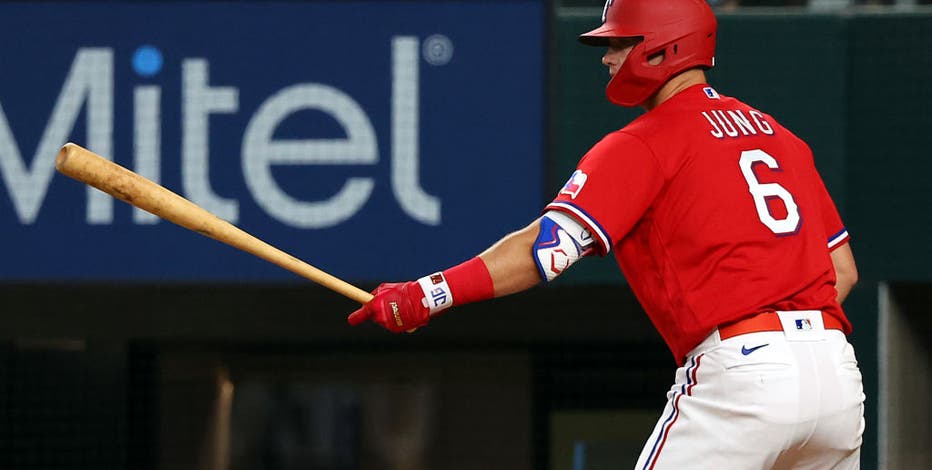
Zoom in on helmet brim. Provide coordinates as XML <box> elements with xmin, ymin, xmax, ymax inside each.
<box><xmin>579</xmin><ymin>24</ymin><xmax>644</xmax><ymax>47</ymax></box>
<box><xmin>578</xmin><ymin>23</ymin><xmax>614</xmax><ymax>46</ymax></box>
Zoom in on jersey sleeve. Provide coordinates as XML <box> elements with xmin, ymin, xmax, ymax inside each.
<box><xmin>800</xmin><ymin>139</ymin><xmax>849</xmax><ymax>251</ymax></box>
<box><xmin>816</xmin><ymin>177</ymin><xmax>850</xmax><ymax>251</ymax></box>
<box><xmin>544</xmin><ymin>131</ymin><xmax>664</xmax><ymax>254</ymax></box>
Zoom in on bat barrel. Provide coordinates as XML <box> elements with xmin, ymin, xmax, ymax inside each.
<box><xmin>55</xmin><ymin>142</ymin><xmax>374</xmax><ymax>305</ymax></box>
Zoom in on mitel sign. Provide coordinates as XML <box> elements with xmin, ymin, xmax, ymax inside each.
<box><xmin>0</xmin><ymin>2</ymin><xmax>544</xmax><ymax>281</ymax></box>
<box><xmin>2</xmin><ymin>39</ymin><xmax>440</xmax><ymax>228</ymax></box>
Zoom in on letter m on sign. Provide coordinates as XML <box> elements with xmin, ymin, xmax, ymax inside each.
<box><xmin>0</xmin><ymin>48</ymin><xmax>113</xmax><ymax>224</ymax></box>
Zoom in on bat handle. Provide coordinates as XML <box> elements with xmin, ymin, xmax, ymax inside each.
<box><xmin>348</xmin><ymin>289</ymin><xmax>375</xmax><ymax>304</ymax></box>
<box><xmin>309</xmin><ymin>267</ymin><xmax>374</xmax><ymax>304</ymax></box>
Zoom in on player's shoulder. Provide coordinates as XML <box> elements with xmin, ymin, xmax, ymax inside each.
<box><xmin>592</xmin><ymin>128</ymin><xmax>653</xmax><ymax>154</ymax></box>
<box><xmin>577</xmin><ymin>128</ymin><xmax>656</xmax><ymax>168</ymax></box>
<box><xmin>708</xmin><ymin>91</ymin><xmax>793</xmax><ymax>132</ymax></box>
<box><xmin>693</xmin><ymin>87</ymin><xmax>812</xmax><ymax>143</ymax></box>
<box><xmin>727</xmin><ymin>97</ymin><xmax>809</xmax><ymax>147</ymax></box>
<box><xmin>712</xmin><ymin>94</ymin><xmax>815</xmax><ymax>159</ymax></box>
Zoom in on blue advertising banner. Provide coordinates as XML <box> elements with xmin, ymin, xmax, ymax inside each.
<box><xmin>0</xmin><ymin>1</ymin><xmax>544</xmax><ymax>282</ymax></box>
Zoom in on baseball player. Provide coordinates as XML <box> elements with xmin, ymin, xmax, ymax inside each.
<box><xmin>348</xmin><ymin>0</ymin><xmax>865</xmax><ymax>468</ymax></box>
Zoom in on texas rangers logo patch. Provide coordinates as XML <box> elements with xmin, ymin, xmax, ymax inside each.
<box><xmin>559</xmin><ymin>170</ymin><xmax>588</xmax><ymax>199</ymax></box>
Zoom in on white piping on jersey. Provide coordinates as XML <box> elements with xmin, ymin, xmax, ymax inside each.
<box><xmin>545</xmin><ymin>202</ymin><xmax>612</xmax><ymax>254</ymax></box>
<box><xmin>828</xmin><ymin>229</ymin><xmax>849</xmax><ymax>249</ymax></box>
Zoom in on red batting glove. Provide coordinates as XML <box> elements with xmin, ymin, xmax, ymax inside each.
<box><xmin>346</xmin><ymin>282</ymin><xmax>430</xmax><ymax>333</ymax></box>
<box><xmin>346</xmin><ymin>258</ymin><xmax>494</xmax><ymax>333</ymax></box>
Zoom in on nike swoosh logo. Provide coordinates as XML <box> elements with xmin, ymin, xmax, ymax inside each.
<box><xmin>741</xmin><ymin>343</ymin><xmax>770</xmax><ymax>355</ymax></box>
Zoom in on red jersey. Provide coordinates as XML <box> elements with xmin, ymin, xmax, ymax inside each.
<box><xmin>546</xmin><ymin>84</ymin><xmax>852</xmax><ymax>363</ymax></box>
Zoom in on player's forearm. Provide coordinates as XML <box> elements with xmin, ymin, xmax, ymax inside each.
<box><xmin>836</xmin><ymin>280</ymin><xmax>854</xmax><ymax>304</ymax></box>
<box><xmin>831</xmin><ymin>243</ymin><xmax>858</xmax><ymax>304</ymax></box>
<box><xmin>479</xmin><ymin>219</ymin><xmax>544</xmax><ymax>297</ymax></box>
<box><xmin>347</xmin><ymin>218</ymin><xmax>553</xmax><ymax>331</ymax></box>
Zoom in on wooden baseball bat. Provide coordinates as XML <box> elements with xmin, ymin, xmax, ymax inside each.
<box><xmin>55</xmin><ymin>142</ymin><xmax>374</xmax><ymax>305</ymax></box>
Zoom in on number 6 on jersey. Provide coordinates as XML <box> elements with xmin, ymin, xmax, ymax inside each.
<box><xmin>739</xmin><ymin>149</ymin><xmax>801</xmax><ymax>235</ymax></box>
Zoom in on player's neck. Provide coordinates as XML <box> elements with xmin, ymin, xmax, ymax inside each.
<box><xmin>643</xmin><ymin>69</ymin><xmax>708</xmax><ymax>111</ymax></box>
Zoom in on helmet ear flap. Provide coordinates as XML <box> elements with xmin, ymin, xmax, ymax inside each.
<box><xmin>604</xmin><ymin>41</ymin><xmax>665</xmax><ymax>107</ymax></box>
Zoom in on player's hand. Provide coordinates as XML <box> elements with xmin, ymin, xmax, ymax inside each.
<box><xmin>347</xmin><ymin>282</ymin><xmax>430</xmax><ymax>333</ymax></box>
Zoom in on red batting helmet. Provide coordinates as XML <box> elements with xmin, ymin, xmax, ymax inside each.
<box><xmin>579</xmin><ymin>0</ymin><xmax>717</xmax><ymax>107</ymax></box>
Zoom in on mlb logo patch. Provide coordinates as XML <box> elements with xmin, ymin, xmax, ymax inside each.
<box><xmin>559</xmin><ymin>170</ymin><xmax>588</xmax><ymax>199</ymax></box>
<box><xmin>703</xmin><ymin>87</ymin><xmax>720</xmax><ymax>99</ymax></box>
<box><xmin>795</xmin><ymin>319</ymin><xmax>813</xmax><ymax>330</ymax></box>
<box><xmin>430</xmin><ymin>273</ymin><xmax>445</xmax><ymax>285</ymax></box>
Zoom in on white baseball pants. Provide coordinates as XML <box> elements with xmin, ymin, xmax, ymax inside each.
<box><xmin>635</xmin><ymin>321</ymin><xmax>865</xmax><ymax>469</ymax></box>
